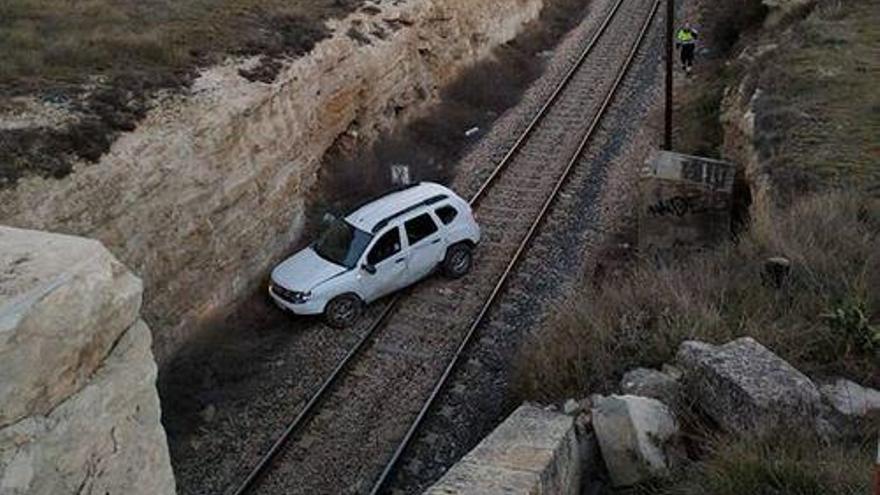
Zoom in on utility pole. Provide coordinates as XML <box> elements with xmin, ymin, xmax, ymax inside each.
<box><xmin>664</xmin><ymin>0</ymin><xmax>674</xmax><ymax>150</ymax></box>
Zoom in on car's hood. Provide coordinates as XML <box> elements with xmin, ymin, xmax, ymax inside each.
<box><xmin>271</xmin><ymin>247</ymin><xmax>348</xmax><ymax>292</ymax></box>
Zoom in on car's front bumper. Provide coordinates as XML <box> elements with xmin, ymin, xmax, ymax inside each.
<box><xmin>268</xmin><ymin>286</ymin><xmax>324</xmax><ymax>315</ymax></box>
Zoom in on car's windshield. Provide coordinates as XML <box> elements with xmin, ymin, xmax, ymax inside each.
<box><xmin>313</xmin><ymin>219</ymin><xmax>373</xmax><ymax>268</ymax></box>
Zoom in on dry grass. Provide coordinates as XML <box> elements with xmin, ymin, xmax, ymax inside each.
<box><xmin>642</xmin><ymin>430</ymin><xmax>875</xmax><ymax>495</ymax></box>
<box><xmin>515</xmin><ymin>191</ymin><xmax>880</xmax><ymax>401</ymax></box>
<box><xmin>747</xmin><ymin>0</ymin><xmax>880</xmax><ymax>201</ymax></box>
<box><xmin>0</xmin><ymin>0</ymin><xmax>360</xmax><ymax>186</ymax></box>
<box><xmin>0</xmin><ymin>0</ymin><xmax>355</xmax><ymax>88</ymax></box>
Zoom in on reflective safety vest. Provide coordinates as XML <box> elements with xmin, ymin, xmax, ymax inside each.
<box><xmin>677</xmin><ymin>28</ymin><xmax>696</xmax><ymax>44</ymax></box>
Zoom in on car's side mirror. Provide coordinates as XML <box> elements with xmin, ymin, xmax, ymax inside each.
<box><xmin>362</xmin><ymin>263</ymin><xmax>377</xmax><ymax>275</ymax></box>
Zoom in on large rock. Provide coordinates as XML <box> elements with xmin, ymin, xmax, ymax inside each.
<box><xmin>0</xmin><ymin>321</ymin><xmax>176</xmax><ymax>494</ymax></box>
<box><xmin>424</xmin><ymin>405</ymin><xmax>582</xmax><ymax>495</ymax></box>
<box><xmin>819</xmin><ymin>379</ymin><xmax>880</xmax><ymax>418</ymax></box>
<box><xmin>0</xmin><ymin>227</ymin><xmax>175</xmax><ymax>494</ymax></box>
<box><xmin>0</xmin><ymin>226</ymin><xmax>142</xmax><ymax>426</ymax></box>
<box><xmin>620</xmin><ymin>368</ymin><xmax>681</xmax><ymax>407</ymax></box>
<box><xmin>592</xmin><ymin>395</ymin><xmax>678</xmax><ymax>487</ymax></box>
<box><xmin>676</xmin><ymin>337</ymin><xmax>825</xmax><ymax>435</ymax></box>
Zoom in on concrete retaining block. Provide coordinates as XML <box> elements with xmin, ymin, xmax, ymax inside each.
<box><xmin>424</xmin><ymin>405</ymin><xmax>581</xmax><ymax>495</ymax></box>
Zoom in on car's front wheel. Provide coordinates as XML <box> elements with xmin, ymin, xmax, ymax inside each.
<box><xmin>442</xmin><ymin>243</ymin><xmax>473</xmax><ymax>279</ymax></box>
<box><xmin>324</xmin><ymin>294</ymin><xmax>363</xmax><ymax>328</ymax></box>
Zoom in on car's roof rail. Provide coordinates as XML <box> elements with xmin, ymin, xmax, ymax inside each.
<box><xmin>348</xmin><ymin>182</ymin><xmax>423</xmax><ymax>214</ymax></box>
<box><xmin>372</xmin><ymin>194</ymin><xmax>449</xmax><ymax>233</ymax></box>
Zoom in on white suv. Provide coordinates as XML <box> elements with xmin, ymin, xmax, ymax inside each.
<box><xmin>269</xmin><ymin>182</ymin><xmax>481</xmax><ymax>327</ymax></box>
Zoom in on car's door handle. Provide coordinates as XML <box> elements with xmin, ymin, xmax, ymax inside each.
<box><xmin>395</xmin><ymin>258</ymin><xmax>406</xmax><ymax>264</ymax></box>
<box><xmin>430</xmin><ymin>238</ymin><xmax>441</xmax><ymax>245</ymax></box>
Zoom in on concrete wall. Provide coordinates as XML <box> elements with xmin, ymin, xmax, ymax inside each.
<box><xmin>639</xmin><ymin>151</ymin><xmax>735</xmax><ymax>263</ymax></box>
<box><xmin>0</xmin><ymin>226</ymin><xmax>175</xmax><ymax>495</ymax></box>
<box><xmin>424</xmin><ymin>405</ymin><xmax>582</xmax><ymax>495</ymax></box>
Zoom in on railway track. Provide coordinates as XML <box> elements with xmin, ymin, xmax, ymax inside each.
<box><xmin>230</xmin><ymin>0</ymin><xmax>660</xmax><ymax>493</ymax></box>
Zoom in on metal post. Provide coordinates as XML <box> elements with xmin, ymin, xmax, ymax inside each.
<box><xmin>664</xmin><ymin>0</ymin><xmax>674</xmax><ymax>150</ymax></box>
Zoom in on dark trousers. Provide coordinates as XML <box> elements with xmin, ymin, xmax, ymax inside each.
<box><xmin>680</xmin><ymin>43</ymin><xmax>695</xmax><ymax>68</ymax></box>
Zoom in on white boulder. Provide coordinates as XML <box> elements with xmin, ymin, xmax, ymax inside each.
<box><xmin>819</xmin><ymin>378</ymin><xmax>880</xmax><ymax>417</ymax></box>
<box><xmin>592</xmin><ymin>395</ymin><xmax>678</xmax><ymax>487</ymax></box>
<box><xmin>0</xmin><ymin>321</ymin><xmax>176</xmax><ymax>494</ymax></box>
<box><xmin>0</xmin><ymin>226</ymin><xmax>141</xmax><ymax>425</ymax></box>
<box><xmin>620</xmin><ymin>368</ymin><xmax>681</xmax><ymax>407</ymax></box>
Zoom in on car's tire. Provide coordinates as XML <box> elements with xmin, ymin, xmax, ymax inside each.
<box><xmin>324</xmin><ymin>294</ymin><xmax>363</xmax><ymax>328</ymax></box>
<box><xmin>442</xmin><ymin>243</ymin><xmax>473</xmax><ymax>279</ymax></box>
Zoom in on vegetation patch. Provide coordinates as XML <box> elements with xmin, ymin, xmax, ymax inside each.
<box><xmin>516</xmin><ymin>0</ymin><xmax>879</xmax><ymax>492</ymax></box>
<box><xmin>745</xmin><ymin>0</ymin><xmax>880</xmax><ymax>203</ymax></box>
<box><xmin>0</xmin><ymin>0</ymin><xmax>358</xmax><ymax>187</ymax></box>
<box><xmin>647</xmin><ymin>430</ymin><xmax>875</xmax><ymax>495</ymax></box>
<box><xmin>515</xmin><ymin>191</ymin><xmax>879</xmax><ymax>400</ymax></box>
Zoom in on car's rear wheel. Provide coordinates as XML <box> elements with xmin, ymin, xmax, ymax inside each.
<box><xmin>442</xmin><ymin>243</ymin><xmax>473</xmax><ymax>279</ymax></box>
<box><xmin>324</xmin><ymin>294</ymin><xmax>362</xmax><ymax>328</ymax></box>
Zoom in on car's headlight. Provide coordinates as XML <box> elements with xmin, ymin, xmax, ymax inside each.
<box><xmin>292</xmin><ymin>291</ymin><xmax>312</xmax><ymax>304</ymax></box>
<box><xmin>271</xmin><ymin>282</ymin><xmax>311</xmax><ymax>304</ymax></box>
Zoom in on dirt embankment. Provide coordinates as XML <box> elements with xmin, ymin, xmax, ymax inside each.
<box><xmin>720</xmin><ymin>0</ymin><xmax>879</xmax><ymax>218</ymax></box>
<box><xmin>0</xmin><ymin>0</ymin><xmax>545</xmax><ymax>362</ymax></box>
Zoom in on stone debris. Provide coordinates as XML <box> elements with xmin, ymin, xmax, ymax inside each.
<box><xmin>592</xmin><ymin>395</ymin><xmax>679</xmax><ymax>487</ymax></box>
<box><xmin>819</xmin><ymin>378</ymin><xmax>880</xmax><ymax>418</ymax></box>
<box><xmin>619</xmin><ymin>367</ymin><xmax>681</xmax><ymax>407</ymax></box>
<box><xmin>661</xmin><ymin>363</ymin><xmax>684</xmax><ymax>381</ymax></box>
<box><xmin>676</xmin><ymin>337</ymin><xmax>826</xmax><ymax>435</ymax></box>
<box><xmin>563</xmin><ymin>398</ymin><xmax>581</xmax><ymax>415</ymax></box>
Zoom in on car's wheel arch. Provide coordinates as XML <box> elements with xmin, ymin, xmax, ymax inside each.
<box><xmin>321</xmin><ymin>290</ymin><xmax>365</xmax><ymax>311</ymax></box>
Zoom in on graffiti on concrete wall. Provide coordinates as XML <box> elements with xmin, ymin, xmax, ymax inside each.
<box><xmin>646</xmin><ymin>194</ymin><xmax>730</xmax><ymax>219</ymax></box>
<box><xmin>647</xmin><ymin>195</ymin><xmax>705</xmax><ymax>218</ymax></box>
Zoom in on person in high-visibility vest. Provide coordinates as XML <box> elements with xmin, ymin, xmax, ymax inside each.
<box><xmin>676</xmin><ymin>22</ymin><xmax>699</xmax><ymax>74</ymax></box>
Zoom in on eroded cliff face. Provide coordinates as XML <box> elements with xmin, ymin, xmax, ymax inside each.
<box><xmin>719</xmin><ymin>0</ymin><xmax>875</xmax><ymax>226</ymax></box>
<box><xmin>0</xmin><ymin>227</ymin><xmax>175</xmax><ymax>495</ymax></box>
<box><xmin>0</xmin><ymin>0</ymin><xmax>543</xmax><ymax>362</ymax></box>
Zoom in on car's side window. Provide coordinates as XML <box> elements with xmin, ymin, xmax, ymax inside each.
<box><xmin>405</xmin><ymin>213</ymin><xmax>439</xmax><ymax>246</ymax></box>
<box><xmin>435</xmin><ymin>205</ymin><xmax>458</xmax><ymax>225</ymax></box>
<box><xmin>367</xmin><ymin>228</ymin><xmax>401</xmax><ymax>265</ymax></box>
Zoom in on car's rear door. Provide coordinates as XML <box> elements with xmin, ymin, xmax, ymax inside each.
<box><xmin>402</xmin><ymin>212</ymin><xmax>445</xmax><ymax>284</ymax></box>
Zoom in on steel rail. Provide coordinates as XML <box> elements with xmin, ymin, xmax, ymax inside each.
<box><xmin>368</xmin><ymin>1</ymin><xmax>661</xmax><ymax>493</ymax></box>
<box><xmin>230</xmin><ymin>300</ymin><xmax>398</xmax><ymax>495</ymax></box>
<box><xmin>229</xmin><ymin>0</ymin><xmax>644</xmax><ymax>492</ymax></box>
<box><xmin>468</xmin><ymin>0</ymin><xmax>626</xmax><ymax>207</ymax></box>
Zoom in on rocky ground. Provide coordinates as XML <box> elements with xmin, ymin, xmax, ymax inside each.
<box><xmin>582</xmin><ymin>336</ymin><xmax>876</xmax><ymax>492</ymax></box>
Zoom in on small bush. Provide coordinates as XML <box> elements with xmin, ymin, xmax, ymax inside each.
<box><xmin>514</xmin><ymin>191</ymin><xmax>880</xmax><ymax>401</ymax></box>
